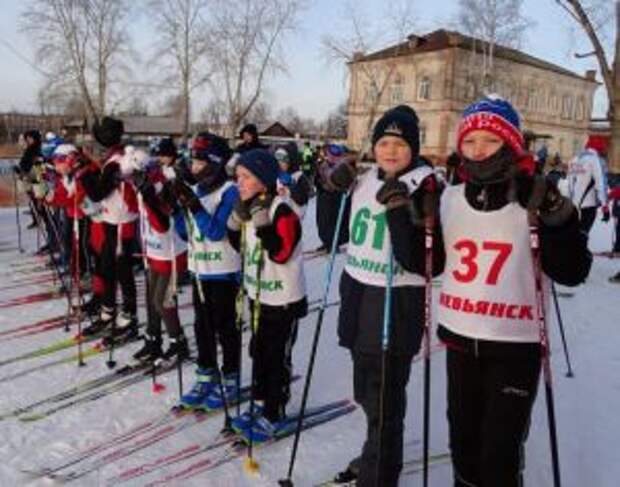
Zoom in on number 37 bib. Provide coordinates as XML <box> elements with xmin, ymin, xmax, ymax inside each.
<box><xmin>438</xmin><ymin>185</ymin><xmax>549</xmax><ymax>343</ymax></box>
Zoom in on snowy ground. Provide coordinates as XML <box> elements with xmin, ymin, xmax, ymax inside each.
<box><xmin>0</xmin><ymin>200</ymin><xmax>617</xmax><ymax>487</ymax></box>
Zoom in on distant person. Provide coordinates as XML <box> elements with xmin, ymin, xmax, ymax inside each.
<box><xmin>565</xmin><ymin>136</ymin><xmax>610</xmax><ymax>235</ymax></box>
<box><xmin>235</xmin><ymin>123</ymin><xmax>267</xmax><ymax>154</ymax></box>
<box><xmin>546</xmin><ymin>152</ymin><xmax>566</xmax><ymax>187</ymax></box>
<box><xmin>15</xmin><ymin>129</ymin><xmax>42</xmax><ymax>229</ymax></box>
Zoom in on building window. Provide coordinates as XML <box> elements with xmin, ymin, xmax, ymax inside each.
<box><xmin>419</xmin><ymin>124</ymin><xmax>427</xmax><ymax>147</ymax></box>
<box><xmin>418</xmin><ymin>76</ymin><xmax>431</xmax><ymax>101</ymax></box>
<box><xmin>390</xmin><ymin>73</ymin><xmax>405</xmax><ymax>104</ymax></box>
<box><xmin>365</xmin><ymin>84</ymin><xmax>379</xmax><ymax>104</ymax></box>
<box><xmin>575</xmin><ymin>98</ymin><xmax>585</xmax><ymax>121</ymax></box>
<box><xmin>561</xmin><ymin>95</ymin><xmax>574</xmax><ymax>119</ymax></box>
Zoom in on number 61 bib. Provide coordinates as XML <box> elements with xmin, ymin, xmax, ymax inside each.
<box><xmin>438</xmin><ymin>184</ymin><xmax>549</xmax><ymax>343</ymax></box>
<box><xmin>344</xmin><ymin>166</ymin><xmax>426</xmax><ymax>288</ymax></box>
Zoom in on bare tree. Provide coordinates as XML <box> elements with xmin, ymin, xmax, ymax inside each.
<box><xmin>322</xmin><ymin>0</ymin><xmax>416</xmax><ymax>158</ymax></box>
<box><xmin>556</xmin><ymin>0</ymin><xmax>620</xmax><ymax>173</ymax></box>
<box><xmin>148</xmin><ymin>0</ymin><xmax>210</xmax><ymax>138</ymax></box>
<box><xmin>206</xmin><ymin>0</ymin><xmax>304</xmax><ymax>135</ymax></box>
<box><xmin>21</xmin><ymin>0</ymin><xmax>133</xmax><ymax>123</ymax></box>
<box><xmin>457</xmin><ymin>0</ymin><xmax>533</xmax><ymax>94</ymax></box>
<box><xmin>199</xmin><ymin>98</ymin><xmax>228</xmax><ymax>133</ymax></box>
<box><xmin>247</xmin><ymin>101</ymin><xmax>272</xmax><ymax>127</ymax></box>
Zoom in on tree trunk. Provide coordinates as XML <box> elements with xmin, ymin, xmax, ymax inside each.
<box><xmin>609</xmin><ymin>1</ymin><xmax>620</xmax><ymax>175</ymax></box>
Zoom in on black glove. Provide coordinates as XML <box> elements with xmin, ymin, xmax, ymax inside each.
<box><xmin>328</xmin><ymin>162</ymin><xmax>356</xmax><ymax>192</ymax></box>
<box><xmin>406</xmin><ymin>175</ymin><xmax>441</xmax><ymax>226</ymax></box>
<box><xmin>515</xmin><ymin>172</ymin><xmax>573</xmax><ymax>226</ymax></box>
<box><xmin>376</xmin><ymin>178</ymin><xmax>410</xmax><ymax>209</ymax></box>
<box><xmin>232</xmin><ymin>198</ymin><xmax>251</xmax><ymax>223</ymax></box>
<box><xmin>249</xmin><ymin>193</ymin><xmax>273</xmax><ymax>228</ymax></box>
<box><xmin>172</xmin><ymin>179</ymin><xmax>201</xmax><ymax>213</ymax></box>
<box><xmin>132</xmin><ymin>170</ymin><xmax>151</xmax><ymax>194</ymax></box>
<box><xmin>602</xmin><ymin>206</ymin><xmax>611</xmax><ymax>223</ymax></box>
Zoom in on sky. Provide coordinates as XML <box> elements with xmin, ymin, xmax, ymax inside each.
<box><xmin>0</xmin><ymin>0</ymin><xmax>613</xmax><ymax>121</ymax></box>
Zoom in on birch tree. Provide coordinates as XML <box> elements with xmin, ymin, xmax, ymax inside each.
<box><xmin>556</xmin><ymin>0</ymin><xmax>620</xmax><ymax>173</ymax></box>
<box><xmin>322</xmin><ymin>0</ymin><xmax>416</xmax><ymax>158</ymax></box>
<box><xmin>457</xmin><ymin>0</ymin><xmax>533</xmax><ymax>95</ymax></box>
<box><xmin>148</xmin><ymin>0</ymin><xmax>210</xmax><ymax>138</ymax></box>
<box><xmin>205</xmin><ymin>0</ymin><xmax>304</xmax><ymax>135</ymax></box>
<box><xmin>21</xmin><ymin>0</ymin><xmax>133</xmax><ymax>122</ymax></box>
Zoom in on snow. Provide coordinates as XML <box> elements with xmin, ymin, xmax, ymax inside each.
<box><xmin>0</xmin><ymin>201</ymin><xmax>617</xmax><ymax>487</ymax></box>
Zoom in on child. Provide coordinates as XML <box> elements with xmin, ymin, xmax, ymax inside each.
<box><xmin>46</xmin><ymin>144</ymin><xmax>89</xmax><ymax>283</ymax></box>
<box><xmin>404</xmin><ymin>96</ymin><xmax>591</xmax><ymax>486</ymax></box>
<box><xmin>274</xmin><ymin>145</ymin><xmax>311</xmax><ymax>218</ymax></box>
<box><xmin>128</xmin><ymin>141</ymin><xmax>190</xmax><ymax>363</ymax></box>
<box><xmin>80</xmin><ymin>117</ymin><xmax>139</xmax><ymax>341</ymax></box>
<box><xmin>171</xmin><ymin>132</ymin><xmax>242</xmax><ymax>409</ymax></box>
<box><xmin>230</xmin><ymin>149</ymin><xmax>307</xmax><ymax>442</ymax></box>
<box><xmin>326</xmin><ymin>105</ymin><xmax>441</xmax><ymax>487</ymax></box>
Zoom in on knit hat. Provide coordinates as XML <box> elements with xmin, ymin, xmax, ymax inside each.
<box><xmin>191</xmin><ymin>132</ymin><xmax>232</xmax><ymax>165</ymax></box>
<box><xmin>156</xmin><ymin>137</ymin><xmax>177</xmax><ymax>158</ymax></box>
<box><xmin>372</xmin><ymin>105</ymin><xmax>420</xmax><ymax>154</ymax></box>
<box><xmin>237</xmin><ymin>149</ymin><xmax>279</xmax><ymax>191</ymax></box>
<box><xmin>52</xmin><ymin>144</ymin><xmax>79</xmax><ymax>167</ymax></box>
<box><xmin>239</xmin><ymin>123</ymin><xmax>258</xmax><ymax>139</ymax></box>
<box><xmin>457</xmin><ymin>95</ymin><xmax>524</xmax><ymax>156</ymax></box>
<box><xmin>92</xmin><ymin>116</ymin><xmax>124</xmax><ymax>148</ymax></box>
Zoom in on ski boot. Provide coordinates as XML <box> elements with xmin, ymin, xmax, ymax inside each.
<box><xmin>79</xmin><ymin>295</ymin><xmax>100</xmax><ymax>317</ymax></box>
<box><xmin>239</xmin><ymin>412</ymin><xmax>287</xmax><ymax>444</ymax></box>
<box><xmin>81</xmin><ymin>307</ymin><xmax>114</xmax><ymax>337</ymax></box>
<box><xmin>609</xmin><ymin>271</ymin><xmax>620</xmax><ymax>284</ymax></box>
<box><xmin>160</xmin><ymin>334</ymin><xmax>190</xmax><ymax>363</ymax></box>
<box><xmin>132</xmin><ymin>333</ymin><xmax>163</xmax><ymax>363</ymax></box>
<box><xmin>179</xmin><ymin>368</ymin><xmax>219</xmax><ymax>409</ymax></box>
<box><xmin>102</xmin><ymin>312</ymin><xmax>139</xmax><ymax>347</ymax></box>
<box><xmin>204</xmin><ymin>372</ymin><xmax>240</xmax><ymax>410</ymax></box>
<box><xmin>231</xmin><ymin>401</ymin><xmax>265</xmax><ymax>433</ymax></box>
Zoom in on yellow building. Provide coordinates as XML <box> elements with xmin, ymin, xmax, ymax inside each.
<box><xmin>347</xmin><ymin>29</ymin><xmax>599</xmax><ymax>162</ymax></box>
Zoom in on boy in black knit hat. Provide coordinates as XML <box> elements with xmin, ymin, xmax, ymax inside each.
<box><xmin>325</xmin><ymin>104</ymin><xmax>443</xmax><ymax>486</ymax></box>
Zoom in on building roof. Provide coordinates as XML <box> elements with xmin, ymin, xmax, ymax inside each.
<box><xmin>351</xmin><ymin>29</ymin><xmax>597</xmax><ymax>83</ymax></box>
<box><xmin>120</xmin><ymin>116</ymin><xmax>184</xmax><ymax>136</ymax></box>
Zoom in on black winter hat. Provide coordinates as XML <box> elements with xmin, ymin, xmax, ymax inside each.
<box><xmin>239</xmin><ymin>123</ymin><xmax>258</xmax><ymax>138</ymax></box>
<box><xmin>372</xmin><ymin>105</ymin><xmax>420</xmax><ymax>155</ymax></box>
<box><xmin>156</xmin><ymin>137</ymin><xmax>177</xmax><ymax>158</ymax></box>
<box><xmin>92</xmin><ymin>116</ymin><xmax>124</xmax><ymax>148</ymax></box>
<box><xmin>23</xmin><ymin>129</ymin><xmax>41</xmax><ymax>143</ymax></box>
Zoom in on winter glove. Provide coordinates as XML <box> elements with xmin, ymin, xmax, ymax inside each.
<box><xmin>602</xmin><ymin>205</ymin><xmax>611</xmax><ymax>223</ymax></box>
<box><xmin>409</xmin><ymin>174</ymin><xmax>441</xmax><ymax>226</ymax></box>
<box><xmin>132</xmin><ymin>170</ymin><xmax>152</xmax><ymax>194</ymax></box>
<box><xmin>376</xmin><ymin>178</ymin><xmax>410</xmax><ymax>210</ymax></box>
<box><xmin>279</xmin><ymin>172</ymin><xmax>293</xmax><ymax>187</ymax></box>
<box><xmin>327</xmin><ymin>162</ymin><xmax>356</xmax><ymax>192</ymax></box>
<box><xmin>515</xmin><ymin>171</ymin><xmax>574</xmax><ymax>227</ymax></box>
<box><xmin>232</xmin><ymin>198</ymin><xmax>252</xmax><ymax>224</ymax></box>
<box><xmin>249</xmin><ymin>193</ymin><xmax>273</xmax><ymax>229</ymax></box>
<box><xmin>172</xmin><ymin>179</ymin><xmax>202</xmax><ymax>213</ymax></box>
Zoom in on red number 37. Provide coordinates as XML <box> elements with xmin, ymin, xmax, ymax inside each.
<box><xmin>452</xmin><ymin>239</ymin><xmax>513</xmax><ymax>285</ymax></box>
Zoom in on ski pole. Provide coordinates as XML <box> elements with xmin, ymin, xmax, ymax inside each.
<box><xmin>279</xmin><ymin>191</ymin><xmax>349</xmax><ymax>487</ymax></box>
<box><xmin>73</xmin><ymin>194</ymin><xmax>86</xmax><ymax>366</ymax></box>
<box><xmin>529</xmin><ymin>214</ymin><xmax>562</xmax><ymax>487</ymax></box>
<box><xmin>13</xmin><ymin>170</ymin><xmax>23</xmax><ymax>253</ymax></box>
<box><xmin>376</xmin><ymin>247</ymin><xmax>395</xmax><ymax>487</ymax></box>
<box><xmin>422</xmin><ymin>218</ymin><xmax>434</xmax><ymax>487</ymax></box>
<box><xmin>551</xmin><ymin>282</ymin><xmax>574</xmax><ymax>378</ymax></box>
<box><xmin>235</xmin><ymin>224</ymin><xmax>247</xmax><ymax>419</ymax></box>
<box><xmin>244</xmin><ymin>238</ymin><xmax>264</xmax><ymax>476</ymax></box>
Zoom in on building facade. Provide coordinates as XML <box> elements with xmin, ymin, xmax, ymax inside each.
<box><xmin>347</xmin><ymin>30</ymin><xmax>600</xmax><ymax>162</ymax></box>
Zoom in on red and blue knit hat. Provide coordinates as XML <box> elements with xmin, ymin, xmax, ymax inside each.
<box><xmin>457</xmin><ymin>95</ymin><xmax>524</xmax><ymax>156</ymax></box>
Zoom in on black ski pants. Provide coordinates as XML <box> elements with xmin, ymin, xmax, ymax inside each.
<box><xmin>348</xmin><ymin>351</ymin><xmax>412</xmax><ymax>487</ymax></box>
<box><xmin>447</xmin><ymin>348</ymin><xmax>541</xmax><ymax>487</ymax></box>
<box><xmin>192</xmin><ymin>279</ymin><xmax>240</xmax><ymax>375</ymax></box>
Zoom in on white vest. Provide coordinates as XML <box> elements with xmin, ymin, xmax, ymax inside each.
<box><xmin>344</xmin><ymin>165</ymin><xmax>432</xmax><ymax>288</ymax></box>
<box><xmin>187</xmin><ymin>181</ymin><xmax>240</xmax><ymax>276</ymax></box>
<box><xmin>243</xmin><ymin>196</ymin><xmax>306</xmax><ymax>306</ymax></box>
<box><xmin>100</xmin><ymin>157</ymin><xmax>138</xmax><ymax>225</ymax></box>
<box><xmin>438</xmin><ymin>184</ymin><xmax>550</xmax><ymax>343</ymax></box>
<box><xmin>140</xmin><ymin>203</ymin><xmax>187</xmax><ymax>262</ymax></box>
